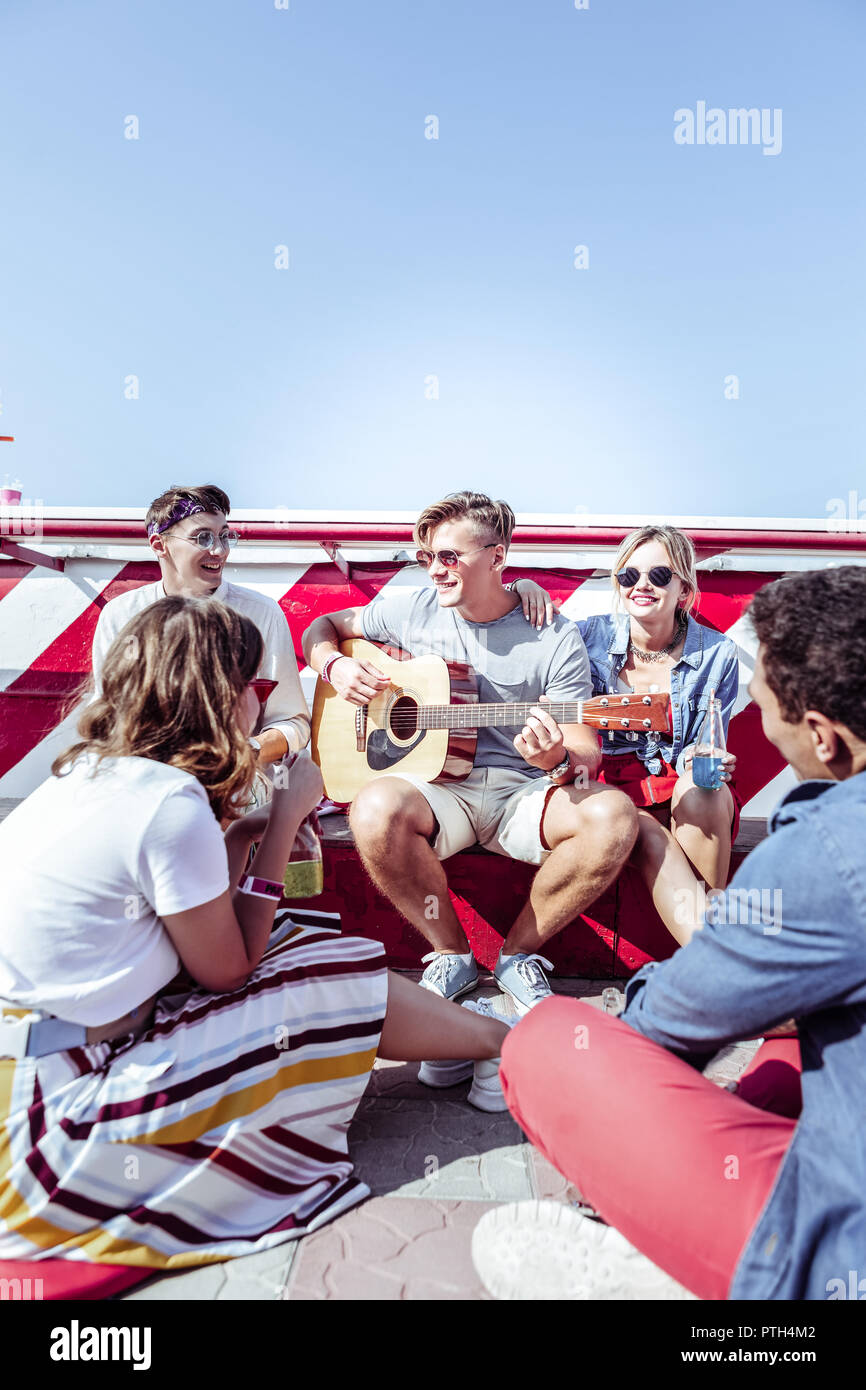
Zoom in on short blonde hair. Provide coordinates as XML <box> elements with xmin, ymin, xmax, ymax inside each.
<box><xmin>414</xmin><ymin>491</ymin><xmax>515</xmax><ymax>552</ymax></box>
<box><xmin>611</xmin><ymin>525</ymin><xmax>699</xmax><ymax>617</ymax></box>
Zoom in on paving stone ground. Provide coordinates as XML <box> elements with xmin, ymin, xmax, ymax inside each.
<box><xmin>121</xmin><ymin>974</ymin><xmax>762</xmax><ymax>1303</ymax></box>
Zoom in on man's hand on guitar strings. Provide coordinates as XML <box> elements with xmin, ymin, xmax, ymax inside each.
<box><xmin>514</xmin><ymin>699</ymin><xmax>566</xmax><ymax>771</ymax></box>
<box><xmin>330</xmin><ymin>656</ymin><xmax>392</xmax><ymax>706</ymax></box>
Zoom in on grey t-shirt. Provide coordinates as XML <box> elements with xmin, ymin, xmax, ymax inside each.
<box><xmin>360</xmin><ymin>586</ymin><xmax>592</xmax><ymax>777</ymax></box>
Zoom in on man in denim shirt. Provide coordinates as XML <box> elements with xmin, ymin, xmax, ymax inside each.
<box><xmin>473</xmin><ymin>566</ymin><xmax>866</xmax><ymax>1302</ymax></box>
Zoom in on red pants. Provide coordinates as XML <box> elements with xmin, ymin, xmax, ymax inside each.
<box><xmin>500</xmin><ymin>999</ymin><xmax>800</xmax><ymax>1300</ymax></box>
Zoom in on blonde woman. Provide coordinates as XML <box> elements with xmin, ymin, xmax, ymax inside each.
<box><xmin>515</xmin><ymin>527</ymin><xmax>741</xmax><ymax>943</ymax></box>
<box><xmin>0</xmin><ymin>598</ymin><xmax>509</xmax><ymax>1273</ymax></box>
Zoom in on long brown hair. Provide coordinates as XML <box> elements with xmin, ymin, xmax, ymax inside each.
<box><xmin>53</xmin><ymin>597</ymin><xmax>263</xmax><ymax>821</ymax></box>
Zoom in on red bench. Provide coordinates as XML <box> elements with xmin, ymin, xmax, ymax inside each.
<box><xmin>290</xmin><ymin>812</ymin><xmax>768</xmax><ymax>978</ymax></box>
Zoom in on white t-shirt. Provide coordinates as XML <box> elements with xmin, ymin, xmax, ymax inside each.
<box><xmin>91</xmin><ymin>579</ymin><xmax>310</xmax><ymax>754</ymax></box>
<box><xmin>0</xmin><ymin>755</ymin><xmax>229</xmax><ymax>1026</ymax></box>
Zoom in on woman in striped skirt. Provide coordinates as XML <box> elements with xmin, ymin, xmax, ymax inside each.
<box><xmin>0</xmin><ymin>597</ymin><xmax>508</xmax><ymax>1271</ymax></box>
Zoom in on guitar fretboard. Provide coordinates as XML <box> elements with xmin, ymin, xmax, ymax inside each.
<box><xmin>417</xmin><ymin>703</ymin><xmax>587</xmax><ymax>729</ymax></box>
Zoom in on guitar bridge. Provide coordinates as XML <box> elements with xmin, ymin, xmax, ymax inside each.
<box><xmin>355</xmin><ymin>705</ymin><xmax>368</xmax><ymax>752</ymax></box>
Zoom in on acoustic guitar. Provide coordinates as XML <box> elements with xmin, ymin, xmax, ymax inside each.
<box><xmin>311</xmin><ymin>639</ymin><xmax>671</xmax><ymax>804</ymax></box>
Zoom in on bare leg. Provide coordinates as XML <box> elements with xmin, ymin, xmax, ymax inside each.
<box><xmin>350</xmin><ymin>778</ymin><xmax>469</xmax><ymax>952</ymax></box>
<box><xmin>377</xmin><ymin>971</ymin><xmax>509</xmax><ymax>1060</ymax></box>
<box><xmin>670</xmin><ymin>772</ymin><xmax>735</xmax><ymax>890</ymax></box>
<box><xmin>503</xmin><ymin>785</ymin><xmax>638</xmax><ymax>956</ymax></box>
<box><xmin>630</xmin><ymin>809</ymin><xmax>705</xmax><ymax>947</ymax></box>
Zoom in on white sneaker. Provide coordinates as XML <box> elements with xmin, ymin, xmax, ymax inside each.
<box><xmin>471</xmin><ymin>1201</ymin><xmax>698</xmax><ymax>1300</ymax></box>
<box><xmin>462</xmin><ymin>997</ymin><xmax>518</xmax><ymax>1113</ymax></box>
<box><xmin>417</xmin><ymin>1058</ymin><xmax>474</xmax><ymax>1088</ymax></box>
<box><xmin>417</xmin><ymin>997</ymin><xmax>517</xmax><ymax>1109</ymax></box>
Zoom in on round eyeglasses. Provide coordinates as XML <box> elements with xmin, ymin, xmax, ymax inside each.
<box><xmin>176</xmin><ymin>528</ymin><xmax>240</xmax><ymax>552</ymax></box>
<box><xmin>615</xmin><ymin>565</ymin><xmax>674</xmax><ymax>589</ymax></box>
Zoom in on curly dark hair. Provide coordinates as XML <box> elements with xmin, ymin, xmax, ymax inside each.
<box><xmin>749</xmin><ymin>567</ymin><xmax>866</xmax><ymax>741</ymax></box>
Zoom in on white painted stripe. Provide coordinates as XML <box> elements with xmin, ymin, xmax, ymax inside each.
<box><xmin>557</xmin><ymin>576</ymin><xmax>612</xmax><ymax>622</ymax></box>
<box><xmin>299</xmin><ymin>665</ymin><xmax>317</xmax><ymax>711</ymax></box>
<box><xmin>0</xmin><ymin>560</ymin><xmax>123</xmax><ymax>691</ymax></box>
<box><xmin>721</xmin><ymin>613</ymin><xmax>759</xmax><ymax>718</ymax></box>
<box><xmin>219</xmin><ymin>564</ymin><xmax>309</xmax><ymax>598</ymax></box>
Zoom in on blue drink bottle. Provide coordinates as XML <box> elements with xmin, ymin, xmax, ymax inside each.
<box><xmin>692</xmin><ymin>689</ymin><xmax>726</xmax><ymax>791</ymax></box>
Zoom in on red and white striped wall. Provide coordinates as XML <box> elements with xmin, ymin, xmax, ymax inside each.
<box><xmin>2</xmin><ymin>509</ymin><xmax>863</xmax><ymax>813</ymax></box>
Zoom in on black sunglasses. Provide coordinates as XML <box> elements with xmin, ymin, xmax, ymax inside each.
<box><xmin>615</xmin><ymin>565</ymin><xmax>674</xmax><ymax>589</ymax></box>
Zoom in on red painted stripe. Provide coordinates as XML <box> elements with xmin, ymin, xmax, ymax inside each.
<box><xmin>691</xmin><ymin>571</ymin><xmax>785</xmax><ymax>633</ymax></box>
<box><xmin>0</xmin><ymin>562</ymin><xmax>160</xmax><ymax>779</ymax></box>
<box><xmin>33</xmin><ymin>517</ymin><xmax>866</xmax><ymax>552</ymax></box>
<box><xmin>728</xmin><ymin>703</ymin><xmax>787</xmax><ymax>807</ymax></box>
<box><xmin>279</xmin><ymin>561</ymin><xmax>399</xmax><ymax>670</ymax></box>
<box><xmin>0</xmin><ymin>562</ymin><xmax>33</xmax><ymax>603</ymax></box>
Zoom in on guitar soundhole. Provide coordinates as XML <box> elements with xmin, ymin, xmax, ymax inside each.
<box><xmin>389</xmin><ymin>695</ymin><xmax>419</xmax><ymax>742</ymax></box>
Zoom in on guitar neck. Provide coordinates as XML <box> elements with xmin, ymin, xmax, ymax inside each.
<box><xmin>418</xmin><ymin>703</ymin><xmax>588</xmax><ymax>729</ymax></box>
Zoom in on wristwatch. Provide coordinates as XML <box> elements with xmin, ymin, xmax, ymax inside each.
<box><xmin>545</xmin><ymin>754</ymin><xmax>572</xmax><ymax>785</ymax></box>
<box><xmin>249</xmin><ymin>737</ymin><xmax>262</xmax><ymax>754</ymax></box>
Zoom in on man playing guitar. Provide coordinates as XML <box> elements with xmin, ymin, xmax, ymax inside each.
<box><xmin>302</xmin><ymin>490</ymin><xmax>639</xmax><ymax>1016</ymax></box>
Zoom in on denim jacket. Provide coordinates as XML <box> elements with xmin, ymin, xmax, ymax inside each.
<box><xmin>621</xmin><ymin>772</ymin><xmax>866</xmax><ymax>1301</ymax></box>
<box><xmin>577</xmin><ymin>613</ymin><xmax>740</xmax><ymax>776</ymax></box>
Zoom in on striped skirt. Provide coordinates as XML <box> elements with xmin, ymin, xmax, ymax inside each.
<box><xmin>0</xmin><ymin>916</ymin><xmax>387</xmax><ymax>1269</ymax></box>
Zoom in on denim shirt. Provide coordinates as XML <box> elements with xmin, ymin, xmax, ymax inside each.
<box><xmin>621</xmin><ymin>771</ymin><xmax>866</xmax><ymax>1301</ymax></box>
<box><xmin>577</xmin><ymin>613</ymin><xmax>740</xmax><ymax>776</ymax></box>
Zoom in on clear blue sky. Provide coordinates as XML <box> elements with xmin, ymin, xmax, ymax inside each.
<box><xmin>1</xmin><ymin>0</ymin><xmax>864</xmax><ymax>519</ymax></box>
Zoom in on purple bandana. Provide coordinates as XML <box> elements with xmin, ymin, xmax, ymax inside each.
<box><xmin>147</xmin><ymin>499</ymin><xmax>207</xmax><ymax>537</ymax></box>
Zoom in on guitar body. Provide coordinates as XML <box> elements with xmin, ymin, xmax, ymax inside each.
<box><xmin>311</xmin><ymin>639</ymin><xmax>670</xmax><ymax>805</ymax></box>
<box><xmin>311</xmin><ymin>639</ymin><xmax>478</xmax><ymax>803</ymax></box>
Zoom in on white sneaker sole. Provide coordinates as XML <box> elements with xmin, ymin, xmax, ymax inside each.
<box><xmin>466</xmin><ymin>1076</ymin><xmax>509</xmax><ymax>1112</ymax></box>
<box><xmin>418</xmin><ymin>1059</ymin><xmax>474</xmax><ymax>1088</ymax></box>
<box><xmin>471</xmin><ymin>1201</ymin><xmax>698</xmax><ymax>1301</ymax></box>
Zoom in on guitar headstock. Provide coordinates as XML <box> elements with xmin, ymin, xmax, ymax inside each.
<box><xmin>582</xmin><ymin>692</ymin><xmax>670</xmax><ymax>733</ymax></box>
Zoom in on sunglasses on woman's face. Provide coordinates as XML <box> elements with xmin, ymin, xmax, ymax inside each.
<box><xmin>248</xmin><ymin>677</ymin><xmax>278</xmax><ymax>707</ymax></box>
<box><xmin>615</xmin><ymin>565</ymin><xmax>674</xmax><ymax>589</ymax></box>
<box><xmin>415</xmin><ymin>543</ymin><xmax>496</xmax><ymax>569</ymax></box>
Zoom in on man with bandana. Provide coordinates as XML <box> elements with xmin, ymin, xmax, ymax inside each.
<box><xmin>91</xmin><ymin>484</ymin><xmax>310</xmax><ymax>764</ymax></box>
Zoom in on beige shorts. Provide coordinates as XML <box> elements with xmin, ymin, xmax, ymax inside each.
<box><xmin>386</xmin><ymin>766</ymin><xmax>555</xmax><ymax>866</ymax></box>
